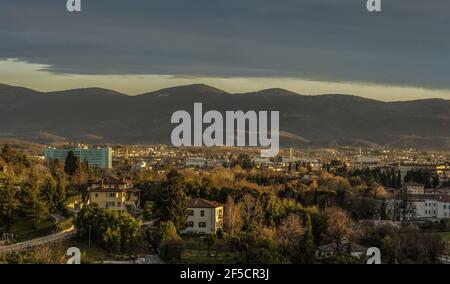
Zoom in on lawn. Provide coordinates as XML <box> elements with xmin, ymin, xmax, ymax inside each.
<box><xmin>180</xmin><ymin>237</ymin><xmax>238</xmax><ymax>264</ymax></box>
<box><xmin>10</xmin><ymin>218</ymin><xmax>56</xmax><ymax>241</ymax></box>
<box><xmin>182</xmin><ymin>249</ymin><xmax>237</xmax><ymax>264</ymax></box>
<box><xmin>439</xmin><ymin>232</ymin><xmax>450</xmax><ymax>242</ymax></box>
<box><xmin>59</xmin><ymin>239</ymin><xmax>112</xmax><ymax>264</ymax></box>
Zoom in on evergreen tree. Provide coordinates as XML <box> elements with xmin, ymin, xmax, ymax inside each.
<box><xmin>64</xmin><ymin>151</ymin><xmax>78</xmax><ymax>175</ymax></box>
<box><xmin>51</xmin><ymin>159</ymin><xmax>67</xmax><ymax>205</ymax></box>
<box><xmin>297</xmin><ymin>213</ymin><xmax>315</xmax><ymax>264</ymax></box>
<box><xmin>159</xmin><ymin>170</ymin><xmax>188</xmax><ymax>231</ymax></box>
<box><xmin>42</xmin><ymin>176</ymin><xmax>58</xmax><ymax>214</ymax></box>
<box><xmin>0</xmin><ymin>185</ymin><xmax>19</xmax><ymax>231</ymax></box>
<box><xmin>21</xmin><ymin>175</ymin><xmax>49</xmax><ymax>229</ymax></box>
<box><xmin>395</xmin><ymin>171</ymin><xmax>402</xmax><ymax>188</ymax></box>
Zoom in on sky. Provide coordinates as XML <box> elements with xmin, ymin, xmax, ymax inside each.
<box><xmin>0</xmin><ymin>0</ymin><xmax>449</xmax><ymax>101</ymax></box>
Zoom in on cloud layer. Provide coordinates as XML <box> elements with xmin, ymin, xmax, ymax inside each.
<box><xmin>1</xmin><ymin>0</ymin><xmax>449</xmax><ymax>90</ymax></box>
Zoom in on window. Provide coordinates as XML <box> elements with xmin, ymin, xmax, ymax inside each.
<box><xmin>201</xmin><ymin>210</ymin><xmax>205</xmax><ymax>217</ymax></box>
<box><xmin>117</xmin><ymin>202</ymin><xmax>121</xmax><ymax>207</ymax></box>
<box><xmin>107</xmin><ymin>202</ymin><xmax>115</xmax><ymax>207</ymax></box>
<box><xmin>188</xmin><ymin>222</ymin><xmax>194</xmax><ymax>227</ymax></box>
<box><xmin>95</xmin><ymin>193</ymin><xmax>98</xmax><ymax>197</ymax></box>
<box><xmin>199</xmin><ymin>222</ymin><xmax>206</xmax><ymax>228</ymax></box>
<box><xmin>218</xmin><ymin>209</ymin><xmax>223</xmax><ymax>218</ymax></box>
<box><xmin>188</xmin><ymin>210</ymin><xmax>194</xmax><ymax>216</ymax></box>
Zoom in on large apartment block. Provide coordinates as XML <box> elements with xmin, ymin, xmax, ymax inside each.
<box><xmin>44</xmin><ymin>146</ymin><xmax>112</xmax><ymax>169</ymax></box>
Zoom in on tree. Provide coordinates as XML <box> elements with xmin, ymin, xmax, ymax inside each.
<box><xmin>64</xmin><ymin>151</ymin><xmax>78</xmax><ymax>175</ymax></box>
<box><xmin>72</xmin><ymin>159</ymin><xmax>89</xmax><ymax>187</ymax></box>
<box><xmin>244</xmin><ymin>238</ymin><xmax>282</xmax><ymax>264</ymax></box>
<box><xmin>224</xmin><ymin>195</ymin><xmax>243</xmax><ymax>236</ymax></box>
<box><xmin>276</xmin><ymin>214</ymin><xmax>304</xmax><ymax>248</ymax></box>
<box><xmin>299</xmin><ymin>213</ymin><xmax>315</xmax><ymax>263</ymax></box>
<box><xmin>50</xmin><ymin>160</ymin><xmax>67</xmax><ymax>205</ymax></box>
<box><xmin>143</xmin><ymin>201</ymin><xmax>155</xmax><ymax>221</ymax></box>
<box><xmin>159</xmin><ymin>170</ymin><xmax>188</xmax><ymax>231</ymax></box>
<box><xmin>42</xmin><ymin>176</ymin><xmax>58</xmax><ymax>214</ymax></box>
<box><xmin>240</xmin><ymin>194</ymin><xmax>264</xmax><ymax>232</ymax></box>
<box><xmin>1</xmin><ymin>144</ymin><xmax>15</xmax><ymax>164</ymax></box>
<box><xmin>21</xmin><ymin>175</ymin><xmax>49</xmax><ymax>229</ymax></box>
<box><xmin>276</xmin><ymin>214</ymin><xmax>305</xmax><ymax>263</ymax></box>
<box><xmin>204</xmin><ymin>234</ymin><xmax>217</xmax><ymax>256</ymax></box>
<box><xmin>0</xmin><ymin>185</ymin><xmax>19</xmax><ymax>231</ymax></box>
<box><xmin>323</xmin><ymin>207</ymin><xmax>353</xmax><ymax>253</ymax></box>
<box><xmin>75</xmin><ymin>204</ymin><xmax>141</xmax><ymax>254</ymax></box>
<box><xmin>156</xmin><ymin>221</ymin><xmax>183</xmax><ymax>263</ymax></box>
<box><xmin>233</xmin><ymin>154</ymin><xmax>254</xmax><ymax>170</ymax></box>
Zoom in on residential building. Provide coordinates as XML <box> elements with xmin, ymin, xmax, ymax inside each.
<box><xmin>355</xmin><ymin>157</ymin><xmax>380</xmax><ymax>170</ymax></box>
<box><xmin>184</xmin><ymin>198</ymin><xmax>224</xmax><ymax>234</ymax></box>
<box><xmin>437</xmin><ymin>164</ymin><xmax>450</xmax><ymax>185</ymax></box>
<box><xmin>315</xmin><ymin>241</ymin><xmax>367</xmax><ymax>261</ymax></box>
<box><xmin>405</xmin><ymin>182</ymin><xmax>425</xmax><ymax>195</ymax></box>
<box><xmin>185</xmin><ymin>157</ymin><xmax>207</xmax><ymax>168</ymax></box>
<box><xmin>415</xmin><ymin>196</ymin><xmax>450</xmax><ymax>220</ymax></box>
<box><xmin>44</xmin><ymin>146</ymin><xmax>112</xmax><ymax>169</ymax></box>
<box><xmin>386</xmin><ymin>195</ymin><xmax>450</xmax><ymax>221</ymax></box>
<box><xmin>87</xmin><ymin>176</ymin><xmax>141</xmax><ymax>213</ymax></box>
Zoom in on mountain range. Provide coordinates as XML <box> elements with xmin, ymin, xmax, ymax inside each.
<box><xmin>0</xmin><ymin>83</ymin><xmax>449</xmax><ymax>150</ymax></box>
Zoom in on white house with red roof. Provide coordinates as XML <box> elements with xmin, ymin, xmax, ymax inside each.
<box><xmin>184</xmin><ymin>198</ymin><xmax>224</xmax><ymax>234</ymax></box>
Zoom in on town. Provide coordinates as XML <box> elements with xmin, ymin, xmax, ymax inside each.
<box><xmin>0</xmin><ymin>142</ymin><xmax>448</xmax><ymax>264</ymax></box>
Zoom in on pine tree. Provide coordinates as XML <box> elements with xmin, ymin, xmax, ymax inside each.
<box><xmin>0</xmin><ymin>185</ymin><xmax>19</xmax><ymax>231</ymax></box>
<box><xmin>159</xmin><ymin>170</ymin><xmax>188</xmax><ymax>231</ymax></box>
<box><xmin>42</xmin><ymin>176</ymin><xmax>58</xmax><ymax>214</ymax></box>
<box><xmin>300</xmin><ymin>214</ymin><xmax>315</xmax><ymax>263</ymax></box>
<box><xmin>22</xmin><ymin>175</ymin><xmax>49</xmax><ymax>229</ymax></box>
<box><xmin>64</xmin><ymin>151</ymin><xmax>78</xmax><ymax>175</ymax></box>
<box><xmin>396</xmin><ymin>171</ymin><xmax>402</xmax><ymax>188</ymax></box>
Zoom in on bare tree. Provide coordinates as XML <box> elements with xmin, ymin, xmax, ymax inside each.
<box><xmin>240</xmin><ymin>194</ymin><xmax>264</xmax><ymax>232</ymax></box>
<box><xmin>224</xmin><ymin>195</ymin><xmax>243</xmax><ymax>236</ymax></box>
<box><xmin>323</xmin><ymin>207</ymin><xmax>353</xmax><ymax>253</ymax></box>
<box><xmin>276</xmin><ymin>214</ymin><xmax>305</xmax><ymax>247</ymax></box>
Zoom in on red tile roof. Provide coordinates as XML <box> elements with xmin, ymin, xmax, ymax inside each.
<box><xmin>92</xmin><ymin>176</ymin><xmax>132</xmax><ymax>185</ymax></box>
<box><xmin>188</xmin><ymin>198</ymin><xmax>223</xmax><ymax>208</ymax></box>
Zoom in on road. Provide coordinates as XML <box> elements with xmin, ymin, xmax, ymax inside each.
<box><xmin>0</xmin><ymin>219</ymin><xmax>157</xmax><ymax>255</ymax></box>
<box><xmin>0</xmin><ymin>227</ymin><xmax>76</xmax><ymax>254</ymax></box>
<box><xmin>52</xmin><ymin>213</ymin><xmax>66</xmax><ymax>224</ymax></box>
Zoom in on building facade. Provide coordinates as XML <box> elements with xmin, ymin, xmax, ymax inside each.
<box><xmin>405</xmin><ymin>182</ymin><xmax>425</xmax><ymax>195</ymax></box>
<box><xmin>386</xmin><ymin>195</ymin><xmax>450</xmax><ymax>221</ymax></box>
<box><xmin>44</xmin><ymin>146</ymin><xmax>112</xmax><ymax>169</ymax></box>
<box><xmin>87</xmin><ymin>176</ymin><xmax>141</xmax><ymax>213</ymax></box>
<box><xmin>437</xmin><ymin>164</ymin><xmax>450</xmax><ymax>186</ymax></box>
<box><xmin>184</xmin><ymin>198</ymin><xmax>224</xmax><ymax>234</ymax></box>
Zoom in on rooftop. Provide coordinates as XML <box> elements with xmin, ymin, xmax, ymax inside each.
<box><xmin>188</xmin><ymin>198</ymin><xmax>223</xmax><ymax>208</ymax></box>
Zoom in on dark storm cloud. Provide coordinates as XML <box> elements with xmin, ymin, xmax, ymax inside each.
<box><xmin>1</xmin><ymin>0</ymin><xmax>449</xmax><ymax>89</ymax></box>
